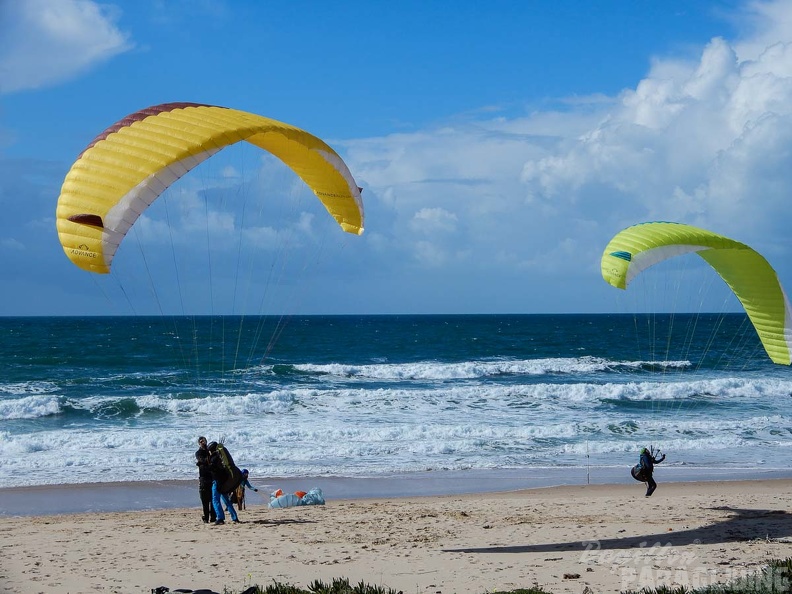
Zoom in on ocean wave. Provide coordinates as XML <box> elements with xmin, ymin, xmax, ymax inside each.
<box><xmin>0</xmin><ymin>395</ymin><xmax>62</xmax><ymax>419</ymax></box>
<box><xmin>2</xmin><ymin>412</ymin><xmax>791</xmax><ymax>487</ymax></box>
<box><xmin>0</xmin><ymin>381</ymin><xmax>59</xmax><ymax>395</ymax></box>
<box><xmin>2</xmin><ymin>314</ymin><xmax>787</xmax><ymax>489</ymax></box>
<box><xmin>5</xmin><ymin>376</ymin><xmax>790</xmax><ymax>423</ymax></box>
<box><xmin>292</xmin><ymin>356</ymin><xmax>689</xmax><ymax>380</ymax></box>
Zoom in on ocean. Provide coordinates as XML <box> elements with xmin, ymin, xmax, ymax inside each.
<box><xmin>2</xmin><ymin>313</ymin><xmax>791</xmax><ymax>491</ymax></box>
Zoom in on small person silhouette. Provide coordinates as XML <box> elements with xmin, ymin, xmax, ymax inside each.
<box><xmin>631</xmin><ymin>446</ymin><xmax>666</xmax><ymax>497</ymax></box>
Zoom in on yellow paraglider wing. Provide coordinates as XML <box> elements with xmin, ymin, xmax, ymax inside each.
<box><xmin>601</xmin><ymin>221</ymin><xmax>792</xmax><ymax>365</ymax></box>
<box><xmin>56</xmin><ymin>102</ymin><xmax>364</xmax><ymax>274</ymax></box>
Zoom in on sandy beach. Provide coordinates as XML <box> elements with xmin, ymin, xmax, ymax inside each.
<box><xmin>1</xmin><ymin>479</ymin><xmax>791</xmax><ymax>594</ymax></box>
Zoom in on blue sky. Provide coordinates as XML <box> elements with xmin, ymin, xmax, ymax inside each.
<box><xmin>2</xmin><ymin>0</ymin><xmax>792</xmax><ymax>316</ymax></box>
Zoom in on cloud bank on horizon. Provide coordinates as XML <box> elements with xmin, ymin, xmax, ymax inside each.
<box><xmin>1</xmin><ymin>0</ymin><xmax>791</xmax><ymax>315</ymax></box>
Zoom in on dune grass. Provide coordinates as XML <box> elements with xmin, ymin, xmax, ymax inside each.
<box><xmin>217</xmin><ymin>558</ymin><xmax>792</xmax><ymax>594</ymax></box>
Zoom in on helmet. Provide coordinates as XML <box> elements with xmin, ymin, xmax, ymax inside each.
<box><xmin>242</xmin><ymin>468</ymin><xmax>249</xmax><ymax>475</ymax></box>
<box><xmin>641</xmin><ymin>447</ymin><xmax>648</xmax><ymax>454</ymax></box>
<box><xmin>207</xmin><ymin>441</ymin><xmax>218</xmax><ymax>451</ymax></box>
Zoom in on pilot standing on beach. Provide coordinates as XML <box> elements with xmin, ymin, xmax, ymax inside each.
<box><xmin>635</xmin><ymin>446</ymin><xmax>665</xmax><ymax>497</ymax></box>
<box><xmin>207</xmin><ymin>441</ymin><xmax>239</xmax><ymax>525</ymax></box>
<box><xmin>195</xmin><ymin>436</ymin><xmax>215</xmax><ymax>524</ymax></box>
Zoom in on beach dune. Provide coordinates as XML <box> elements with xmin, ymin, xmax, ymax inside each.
<box><xmin>1</xmin><ymin>480</ymin><xmax>791</xmax><ymax>594</ymax></box>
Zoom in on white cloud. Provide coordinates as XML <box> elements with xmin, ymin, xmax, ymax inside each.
<box><xmin>0</xmin><ymin>0</ymin><xmax>132</xmax><ymax>94</ymax></box>
<box><xmin>733</xmin><ymin>0</ymin><xmax>792</xmax><ymax>61</ymax></box>
<box><xmin>409</xmin><ymin>208</ymin><xmax>458</xmax><ymax>235</ymax></box>
<box><xmin>241</xmin><ymin>225</ymin><xmax>281</xmax><ymax>250</ymax></box>
<box><xmin>221</xmin><ymin>165</ymin><xmax>241</xmax><ymax>180</ymax></box>
<box><xmin>295</xmin><ymin>212</ymin><xmax>314</xmax><ymax>235</ymax></box>
<box><xmin>344</xmin><ymin>116</ymin><xmax>599</xmax><ymax>275</ymax></box>
<box><xmin>111</xmin><ymin>163</ymin><xmax>332</xmax><ymax>270</ymax></box>
<box><xmin>412</xmin><ymin>240</ymin><xmax>449</xmax><ymax>268</ymax></box>
<box><xmin>341</xmin><ymin>0</ymin><xmax>792</xmax><ymax>307</ymax></box>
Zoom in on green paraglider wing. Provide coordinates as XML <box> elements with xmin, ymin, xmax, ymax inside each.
<box><xmin>601</xmin><ymin>222</ymin><xmax>792</xmax><ymax>365</ymax></box>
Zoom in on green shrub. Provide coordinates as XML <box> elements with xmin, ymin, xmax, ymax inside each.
<box><xmin>622</xmin><ymin>557</ymin><xmax>792</xmax><ymax>594</ymax></box>
<box><xmin>225</xmin><ymin>558</ymin><xmax>792</xmax><ymax>594</ymax></box>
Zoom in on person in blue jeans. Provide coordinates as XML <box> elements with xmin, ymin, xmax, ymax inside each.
<box><xmin>211</xmin><ymin>480</ymin><xmax>239</xmax><ymax>524</ymax></box>
<box><xmin>208</xmin><ymin>441</ymin><xmax>239</xmax><ymax>525</ymax></box>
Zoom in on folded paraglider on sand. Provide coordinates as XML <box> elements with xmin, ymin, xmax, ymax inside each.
<box><xmin>268</xmin><ymin>487</ymin><xmax>326</xmax><ymax>508</ymax></box>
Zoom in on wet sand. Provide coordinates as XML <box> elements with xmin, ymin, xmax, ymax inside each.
<box><xmin>3</xmin><ymin>465</ymin><xmax>790</xmax><ymax>517</ymax></box>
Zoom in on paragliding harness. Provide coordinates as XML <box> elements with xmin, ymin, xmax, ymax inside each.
<box><xmin>216</xmin><ymin>441</ymin><xmax>243</xmax><ymax>495</ymax></box>
<box><xmin>631</xmin><ymin>445</ymin><xmax>664</xmax><ymax>483</ymax></box>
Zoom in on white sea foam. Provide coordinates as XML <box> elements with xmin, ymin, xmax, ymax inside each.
<box><xmin>1</xmin><ymin>376</ymin><xmax>791</xmax><ymax>487</ymax></box>
<box><xmin>2</xmin><ymin>351</ymin><xmax>791</xmax><ymax>487</ymax></box>
<box><xmin>0</xmin><ymin>395</ymin><xmax>62</xmax><ymax>420</ymax></box>
<box><xmin>4</xmin><ymin>375</ymin><xmax>790</xmax><ymax>421</ymax></box>
<box><xmin>0</xmin><ymin>381</ymin><xmax>59</xmax><ymax>395</ymax></box>
<box><xmin>293</xmin><ymin>356</ymin><xmax>687</xmax><ymax>380</ymax></box>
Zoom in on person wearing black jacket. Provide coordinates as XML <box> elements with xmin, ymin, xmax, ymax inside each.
<box><xmin>638</xmin><ymin>447</ymin><xmax>665</xmax><ymax>497</ymax></box>
<box><xmin>195</xmin><ymin>436</ymin><xmax>215</xmax><ymax>524</ymax></box>
<box><xmin>207</xmin><ymin>441</ymin><xmax>239</xmax><ymax>525</ymax></box>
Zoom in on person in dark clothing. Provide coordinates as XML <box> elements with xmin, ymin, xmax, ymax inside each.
<box><xmin>207</xmin><ymin>441</ymin><xmax>239</xmax><ymax>525</ymax></box>
<box><xmin>638</xmin><ymin>446</ymin><xmax>665</xmax><ymax>497</ymax></box>
<box><xmin>195</xmin><ymin>436</ymin><xmax>216</xmax><ymax>524</ymax></box>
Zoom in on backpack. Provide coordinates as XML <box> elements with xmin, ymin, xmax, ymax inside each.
<box><xmin>216</xmin><ymin>443</ymin><xmax>243</xmax><ymax>494</ymax></box>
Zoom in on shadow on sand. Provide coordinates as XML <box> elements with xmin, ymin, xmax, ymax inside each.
<box><xmin>443</xmin><ymin>507</ymin><xmax>792</xmax><ymax>554</ymax></box>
